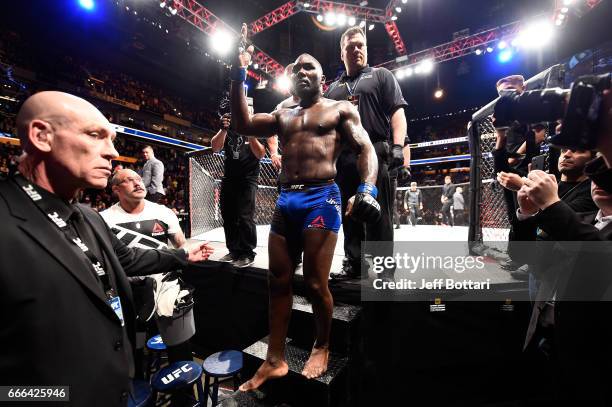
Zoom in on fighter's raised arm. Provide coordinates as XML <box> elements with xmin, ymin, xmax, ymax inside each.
<box><xmin>230</xmin><ymin>23</ymin><xmax>278</xmax><ymax>137</ymax></box>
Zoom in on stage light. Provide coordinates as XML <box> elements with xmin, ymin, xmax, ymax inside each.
<box><xmin>404</xmin><ymin>67</ymin><xmax>413</xmax><ymax>77</ymax></box>
<box><xmin>159</xmin><ymin>1</ymin><xmax>166</xmax><ymax>8</ymax></box>
<box><xmin>498</xmin><ymin>40</ymin><xmax>507</xmax><ymax>50</ymax></box>
<box><xmin>359</xmin><ymin>20</ymin><xmax>366</xmax><ymax>28</ymax></box>
<box><xmin>316</xmin><ymin>14</ymin><xmax>323</xmax><ymax>22</ymax></box>
<box><xmin>561</xmin><ymin>7</ymin><xmax>569</xmax><ymax>13</ymax></box>
<box><xmin>303</xmin><ymin>2</ymin><xmax>310</xmax><ymax>8</ymax></box>
<box><xmin>434</xmin><ymin>89</ymin><xmax>444</xmax><ymax>99</ymax></box>
<box><xmin>395</xmin><ymin>7</ymin><xmax>402</xmax><ymax>12</ymax></box>
<box><xmin>558</xmin><ymin>13</ymin><xmax>566</xmax><ymax>19</ymax></box>
<box><xmin>414</xmin><ymin>65</ymin><xmax>422</xmax><ymax>74</ymax></box>
<box><xmin>401</xmin><ymin>0</ymin><xmax>408</xmax><ymax>3</ymax></box>
<box><xmin>324</xmin><ymin>12</ymin><xmax>337</xmax><ymax>26</ymax></box>
<box><xmin>391</xmin><ymin>15</ymin><xmax>398</xmax><ymax>21</ymax></box>
<box><xmin>337</xmin><ymin>13</ymin><xmax>347</xmax><ymax>26</ymax></box>
<box><xmin>79</xmin><ymin>0</ymin><xmax>95</xmax><ymax>10</ymax></box>
<box><xmin>169</xmin><ymin>7</ymin><xmax>177</xmax><ymax>15</ymax></box>
<box><xmin>563</xmin><ymin>0</ymin><xmax>573</xmax><ymax>5</ymax></box>
<box><xmin>396</xmin><ymin>70</ymin><xmax>405</xmax><ymax>80</ymax></box>
<box><xmin>210</xmin><ymin>29</ymin><xmax>234</xmax><ymax>55</ymax></box>
<box><xmin>253</xmin><ymin>63</ymin><xmax>259</xmax><ymax>69</ymax></box>
<box><xmin>498</xmin><ymin>49</ymin><xmax>513</xmax><ymax>63</ymax></box>
<box><xmin>276</xmin><ymin>75</ymin><xmax>291</xmax><ymax>93</ymax></box>
<box><xmin>368</xmin><ymin>24</ymin><xmax>375</xmax><ymax>31</ymax></box>
<box><xmin>486</xmin><ymin>46</ymin><xmax>494</xmax><ymax>53</ymax></box>
<box><xmin>419</xmin><ymin>59</ymin><xmax>434</xmax><ymax>74</ymax></box>
<box><xmin>348</xmin><ymin>16</ymin><xmax>356</xmax><ymax>26</ymax></box>
<box><xmin>516</xmin><ymin>20</ymin><xmax>554</xmax><ymax>49</ymax></box>
<box><xmin>474</xmin><ymin>48</ymin><xmax>483</xmax><ymax>55</ymax></box>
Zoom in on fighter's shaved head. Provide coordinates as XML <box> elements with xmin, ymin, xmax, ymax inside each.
<box><xmin>294</xmin><ymin>53</ymin><xmax>322</xmax><ymax>73</ymax></box>
<box><xmin>17</xmin><ymin>91</ymin><xmax>109</xmax><ymax>153</ymax></box>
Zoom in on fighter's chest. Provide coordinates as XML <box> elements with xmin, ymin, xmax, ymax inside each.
<box><xmin>279</xmin><ymin>108</ymin><xmax>339</xmax><ymax>136</ymax></box>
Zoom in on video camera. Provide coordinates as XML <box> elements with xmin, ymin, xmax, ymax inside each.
<box><xmin>493</xmin><ymin>72</ymin><xmax>611</xmax><ymax>150</ymax></box>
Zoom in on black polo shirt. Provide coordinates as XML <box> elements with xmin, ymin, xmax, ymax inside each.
<box><xmin>325</xmin><ymin>66</ymin><xmax>408</xmax><ymax>144</ymax></box>
<box><xmin>223</xmin><ymin>130</ymin><xmax>260</xmax><ymax>179</ymax></box>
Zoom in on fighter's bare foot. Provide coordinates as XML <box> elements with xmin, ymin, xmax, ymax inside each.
<box><xmin>301</xmin><ymin>346</ymin><xmax>329</xmax><ymax>379</ymax></box>
<box><xmin>239</xmin><ymin>359</ymin><xmax>289</xmax><ymax>391</ymax></box>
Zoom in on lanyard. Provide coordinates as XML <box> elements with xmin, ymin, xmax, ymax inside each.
<box><xmin>345</xmin><ymin>72</ymin><xmax>364</xmax><ymax>96</ymax></box>
<box><xmin>14</xmin><ymin>175</ymin><xmax>116</xmax><ymax>300</ymax></box>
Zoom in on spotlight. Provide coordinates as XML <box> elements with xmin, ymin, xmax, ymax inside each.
<box><xmin>79</xmin><ymin>0</ymin><xmax>95</xmax><ymax>10</ymax></box>
<box><xmin>276</xmin><ymin>75</ymin><xmax>291</xmax><ymax>93</ymax></box>
<box><xmin>348</xmin><ymin>16</ymin><xmax>356</xmax><ymax>26</ymax></box>
<box><xmin>561</xmin><ymin>7</ymin><xmax>569</xmax><ymax>13</ymax></box>
<box><xmin>303</xmin><ymin>2</ymin><xmax>310</xmax><ymax>8</ymax></box>
<box><xmin>368</xmin><ymin>24</ymin><xmax>375</xmax><ymax>31</ymax></box>
<box><xmin>253</xmin><ymin>63</ymin><xmax>259</xmax><ymax>69</ymax></box>
<box><xmin>159</xmin><ymin>1</ymin><xmax>166</xmax><ymax>8</ymax></box>
<box><xmin>401</xmin><ymin>0</ymin><xmax>408</xmax><ymax>3</ymax></box>
<box><xmin>419</xmin><ymin>59</ymin><xmax>434</xmax><ymax>74</ymax></box>
<box><xmin>359</xmin><ymin>20</ymin><xmax>366</xmax><ymax>28</ymax></box>
<box><xmin>170</xmin><ymin>7</ymin><xmax>177</xmax><ymax>15</ymax></box>
<box><xmin>396</xmin><ymin>70</ymin><xmax>405</xmax><ymax>80</ymax></box>
<box><xmin>391</xmin><ymin>15</ymin><xmax>398</xmax><ymax>21</ymax></box>
<box><xmin>498</xmin><ymin>49</ymin><xmax>513</xmax><ymax>63</ymax></box>
<box><xmin>324</xmin><ymin>12</ymin><xmax>337</xmax><ymax>26</ymax></box>
<box><xmin>316</xmin><ymin>14</ymin><xmax>323</xmax><ymax>22</ymax></box>
<box><xmin>337</xmin><ymin>13</ymin><xmax>347</xmax><ymax>26</ymax></box>
<box><xmin>474</xmin><ymin>48</ymin><xmax>483</xmax><ymax>55</ymax></box>
<box><xmin>498</xmin><ymin>40</ymin><xmax>507</xmax><ymax>50</ymax></box>
<box><xmin>404</xmin><ymin>67</ymin><xmax>413</xmax><ymax>77</ymax></box>
<box><xmin>516</xmin><ymin>20</ymin><xmax>554</xmax><ymax>49</ymax></box>
<box><xmin>555</xmin><ymin>18</ymin><xmax>563</xmax><ymax>26</ymax></box>
<box><xmin>414</xmin><ymin>65</ymin><xmax>422</xmax><ymax>74</ymax></box>
<box><xmin>210</xmin><ymin>29</ymin><xmax>234</xmax><ymax>55</ymax></box>
<box><xmin>563</xmin><ymin>0</ymin><xmax>573</xmax><ymax>5</ymax></box>
<box><xmin>395</xmin><ymin>7</ymin><xmax>402</xmax><ymax>12</ymax></box>
<box><xmin>486</xmin><ymin>46</ymin><xmax>494</xmax><ymax>53</ymax></box>
<box><xmin>434</xmin><ymin>89</ymin><xmax>444</xmax><ymax>99</ymax></box>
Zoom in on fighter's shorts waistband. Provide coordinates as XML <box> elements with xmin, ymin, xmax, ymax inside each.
<box><xmin>280</xmin><ymin>180</ymin><xmax>335</xmax><ymax>191</ymax></box>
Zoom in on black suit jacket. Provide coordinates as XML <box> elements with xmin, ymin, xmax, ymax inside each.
<box><xmin>0</xmin><ymin>178</ymin><xmax>188</xmax><ymax>406</ymax></box>
<box><xmin>522</xmin><ymin>201</ymin><xmax>612</xmax><ymax>405</ymax></box>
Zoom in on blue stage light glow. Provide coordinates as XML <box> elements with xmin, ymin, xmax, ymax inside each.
<box><xmin>498</xmin><ymin>49</ymin><xmax>513</xmax><ymax>63</ymax></box>
<box><xmin>79</xmin><ymin>0</ymin><xmax>95</xmax><ymax>11</ymax></box>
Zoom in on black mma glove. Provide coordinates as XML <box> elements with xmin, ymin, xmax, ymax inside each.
<box><xmin>390</xmin><ymin>144</ymin><xmax>404</xmax><ymax>171</ymax></box>
<box><xmin>349</xmin><ymin>183</ymin><xmax>381</xmax><ymax>223</ymax></box>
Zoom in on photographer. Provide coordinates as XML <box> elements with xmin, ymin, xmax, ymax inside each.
<box><xmin>498</xmin><ymin>147</ymin><xmax>597</xmax><ymax>286</ymax></box>
<box><xmin>493</xmin><ymin>75</ymin><xmax>546</xmax><ymax>271</ymax></box>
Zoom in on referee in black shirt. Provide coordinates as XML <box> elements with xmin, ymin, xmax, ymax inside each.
<box><xmin>326</xmin><ymin>26</ymin><xmax>409</xmax><ymax>279</ymax></box>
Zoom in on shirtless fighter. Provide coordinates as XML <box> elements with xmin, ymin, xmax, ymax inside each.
<box><xmin>231</xmin><ymin>24</ymin><xmax>380</xmax><ymax>390</ymax></box>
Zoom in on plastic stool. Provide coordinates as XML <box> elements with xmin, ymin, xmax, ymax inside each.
<box><xmin>146</xmin><ymin>335</ymin><xmax>167</xmax><ymax>379</ymax></box>
<box><xmin>128</xmin><ymin>379</ymin><xmax>152</xmax><ymax>407</ymax></box>
<box><xmin>202</xmin><ymin>350</ymin><xmax>243</xmax><ymax>406</ymax></box>
<box><xmin>151</xmin><ymin>361</ymin><xmax>205</xmax><ymax>406</ymax></box>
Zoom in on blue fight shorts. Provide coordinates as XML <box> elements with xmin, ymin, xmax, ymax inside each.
<box><xmin>271</xmin><ymin>181</ymin><xmax>342</xmax><ymax>240</ymax></box>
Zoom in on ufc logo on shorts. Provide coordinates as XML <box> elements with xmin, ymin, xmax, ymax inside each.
<box><xmin>22</xmin><ymin>184</ymin><xmax>42</xmax><ymax>201</ymax></box>
<box><xmin>48</xmin><ymin>212</ymin><xmax>67</xmax><ymax>228</ymax></box>
<box><xmin>72</xmin><ymin>237</ymin><xmax>89</xmax><ymax>252</ymax></box>
<box><xmin>161</xmin><ymin>363</ymin><xmax>193</xmax><ymax>384</ymax></box>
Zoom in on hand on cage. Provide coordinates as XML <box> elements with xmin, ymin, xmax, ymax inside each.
<box><xmin>497</xmin><ymin>171</ymin><xmax>523</xmax><ymax>192</ymax></box>
<box><xmin>221</xmin><ymin>113</ymin><xmax>231</xmax><ymax>130</ymax></box>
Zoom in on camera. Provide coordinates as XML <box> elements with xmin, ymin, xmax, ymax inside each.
<box><xmin>493</xmin><ymin>72</ymin><xmax>611</xmax><ymax>150</ymax></box>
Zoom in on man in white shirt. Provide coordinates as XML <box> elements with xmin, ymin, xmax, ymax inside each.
<box><xmin>101</xmin><ymin>169</ymin><xmax>212</xmax><ymax>377</ymax></box>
